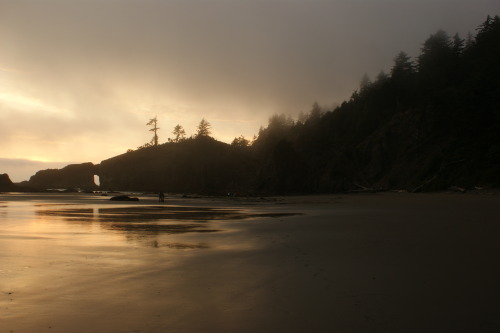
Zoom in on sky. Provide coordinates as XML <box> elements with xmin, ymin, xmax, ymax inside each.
<box><xmin>1</xmin><ymin>0</ymin><xmax>498</xmax><ymax>182</ymax></box>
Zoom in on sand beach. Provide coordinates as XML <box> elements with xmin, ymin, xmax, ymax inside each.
<box><xmin>1</xmin><ymin>192</ymin><xmax>499</xmax><ymax>332</ymax></box>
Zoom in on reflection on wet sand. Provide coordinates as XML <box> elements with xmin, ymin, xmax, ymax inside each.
<box><xmin>36</xmin><ymin>205</ymin><xmax>297</xmax><ymax>222</ymax></box>
<box><xmin>0</xmin><ymin>204</ymin><xmax>7</xmax><ymax>217</ymax></box>
<box><xmin>35</xmin><ymin>205</ymin><xmax>300</xmax><ymax>248</ymax></box>
<box><xmin>2</xmin><ymin>193</ymin><xmax>500</xmax><ymax>332</ymax></box>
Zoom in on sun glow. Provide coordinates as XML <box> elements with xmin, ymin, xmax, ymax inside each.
<box><xmin>0</xmin><ymin>92</ymin><xmax>66</xmax><ymax>116</ymax></box>
<box><xmin>23</xmin><ymin>156</ymin><xmax>59</xmax><ymax>163</ymax></box>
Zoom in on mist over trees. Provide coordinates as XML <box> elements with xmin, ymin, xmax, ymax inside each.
<box><xmin>99</xmin><ymin>16</ymin><xmax>500</xmax><ymax>194</ymax></box>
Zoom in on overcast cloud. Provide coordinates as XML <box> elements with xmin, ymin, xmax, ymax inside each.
<box><xmin>1</xmin><ymin>0</ymin><xmax>498</xmax><ymax>181</ymax></box>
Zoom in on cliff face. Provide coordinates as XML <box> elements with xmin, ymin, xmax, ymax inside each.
<box><xmin>28</xmin><ymin>162</ymin><xmax>99</xmax><ymax>190</ymax></box>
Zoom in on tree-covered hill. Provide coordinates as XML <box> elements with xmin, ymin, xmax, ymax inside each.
<box><xmin>100</xmin><ymin>136</ymin><xmax>257</xmax><ymax>194</ymax></box>
<box><xmin>251</xmin><ymin>15</ymin><xmax>500</xmax><ymax>193</ymax></box>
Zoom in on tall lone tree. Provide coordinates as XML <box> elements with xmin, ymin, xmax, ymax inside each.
<box><xmin>147</xmin><ymin>116</ymin><xmax>160</xmax><ymax>146</ymax></box>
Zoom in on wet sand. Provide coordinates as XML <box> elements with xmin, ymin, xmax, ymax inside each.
<box><xmin>1</xmin><ymin>192</ymin><xmax>499</xmax><ymax>332</ymax></box>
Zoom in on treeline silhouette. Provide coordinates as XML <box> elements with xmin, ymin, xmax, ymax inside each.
<box><xmin>99</xmin><ymin>16</ymin><xmax>500</xmax><ymax>194</ymax></box>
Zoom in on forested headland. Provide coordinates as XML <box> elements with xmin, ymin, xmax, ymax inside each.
<box><xmin>11</xmin><ymin>16</ymin><xmax>500</xmax><ymax>194</ymax></box>
<box><xmin>246</xmin><ymin>15</ymin><xmax>500</xmax><ymax>193</ymax></box>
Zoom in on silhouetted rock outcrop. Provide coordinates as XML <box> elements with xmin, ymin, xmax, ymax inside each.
<box><xmin>0</xmin><ymin>174</ymin><xmax>15</xmax><ymax>191</ymax></box>
<box><xmin>99</xmin><ymin>136</ymin><xmax>257</xmax><ymax>194</ymax></box>
<box><xmin>28</xmin><ymin>162</ymin><xmax>99</xmax><ymax>190</ymax></box>
<box><xmin>110</xmin><ymin>195</ymin><xmax>139</xmax><ymax>201</ymax></box>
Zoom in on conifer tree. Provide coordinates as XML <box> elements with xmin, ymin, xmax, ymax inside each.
<box><xmin>391</xmin><ymin>51</ymin><xmax>414</xmax><ymax>79</ymax></box>
<box><xmin>171</xmin><ymin>124</ymin><xmax>186</xmax><ymax>142</ymax></box>
<box><xmin>147</xmin><ymin>116</ymin><xmax>160</xmax><ymax>146</ymax></box>
<box><xmin>196</xmin><ymin>118</ymin><xmax>212</xmax><ymax>137</ymax></box>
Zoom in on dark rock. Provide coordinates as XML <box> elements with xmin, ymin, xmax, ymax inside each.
<box><xmin>0</xmin><ymin>173</ymin><xmax>15</xmax><ymax>191</ymax></box>
<box><xmin>109</xmin><ymin>195</ymin><xmax>139</xmax><ymax>201</ymax></box>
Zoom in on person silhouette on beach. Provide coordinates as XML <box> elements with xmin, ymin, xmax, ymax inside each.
<box><xmin>158</xmin><ymin>191</ymin><xmax>165</xmax><ymax>202</ymax></box>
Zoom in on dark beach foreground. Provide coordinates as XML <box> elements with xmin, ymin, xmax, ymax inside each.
<box><xmin>1</xmin><ymin>192</ymin><xmax>499</xmax><ymax>332</ymax></box>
